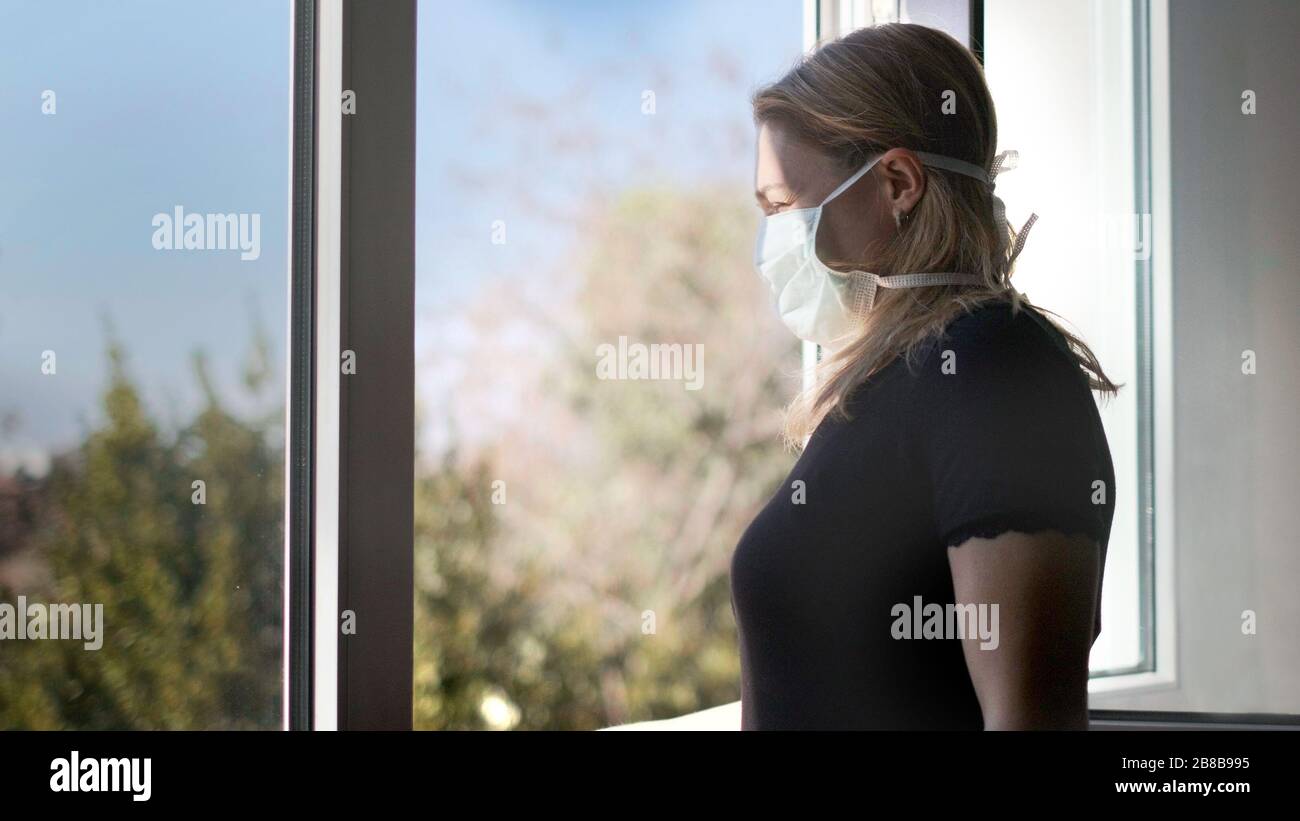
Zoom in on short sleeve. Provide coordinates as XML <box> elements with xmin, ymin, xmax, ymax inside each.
<box><xmin>916</xmin><ymin>305</ymin><xmax>1115</xmax><ymax>549</ymax></box>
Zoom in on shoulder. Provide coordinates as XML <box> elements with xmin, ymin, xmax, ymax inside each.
<box><xmin>910</xmin><ymin>301</ymin><xmax>1115</xmax><ymax>548</ymax></box>
<box><xmin>905</xmin><ymin>299</ymin><xmax>1105</xmax><ymax>458</ymax></box>
<box><xmin>912</xmin><ymin>299</ymin><xmax>1087</xmax><ymax>393</ymax></box>
<box><xmin>921</xmin><ymin>299</ymin><xmax>1064</xmax><ymax>362</ymax></box>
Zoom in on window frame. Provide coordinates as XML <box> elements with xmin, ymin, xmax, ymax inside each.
<box><xmin>1085</xmin><ymin>0</ymin><xmax>1173</xmax><ymax>690</ymax></box>
<box><xmin>288</xmin><ymin>0</ymin><xmax>416</xmax><ymax>731</ymax></box>
<box><xmin>287</xmin><ymin>0</ymin><xmax>316</xmax><ymax>732</ymax></box>
<box><xmin>334</xmin><ymin>0</ymin><xmax>417</xmax><ymax>731</ymax></box>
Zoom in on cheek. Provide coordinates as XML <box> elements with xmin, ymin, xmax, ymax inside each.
<box><xmin>816</xmin><ymin>189</ymin><xmax>892</xmax><ymax>267</ymax></box>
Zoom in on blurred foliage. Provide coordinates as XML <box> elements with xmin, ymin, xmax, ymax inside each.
<box><xmin>0</xmin><ymin>338</ymin><xmax>282</xmax><ymax>729</ymax></box>
<box><xmin>413</xmin><ymin>187</ymin><xmax>800</xmax><ymax>729</ymax></box>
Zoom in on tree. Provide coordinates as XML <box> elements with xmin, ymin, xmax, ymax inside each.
<box><xmin>413</xmin><ymin>185</ymin><xmax>801</xmax><ymax>728</ymax></box>
<box><xmin>0</xmin><ymin>335</ymin><xmax>282</xmax><ymax>729</ymax></box>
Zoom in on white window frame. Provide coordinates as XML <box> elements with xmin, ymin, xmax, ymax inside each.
<box><xmin>1086</xmin><ymin>0</ymin><xmax>1178</xmax><ymax>699</ymax></box>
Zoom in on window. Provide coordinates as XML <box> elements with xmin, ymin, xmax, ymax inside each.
<box><xmin>412</xmin><ymin>0</ymin><xmax>807</xmax><ymax>730</ymax></box>
<box><xmin>0</xmin><ymin>0</ymin><xmax>292</xmax><ymax>728</ymax></box>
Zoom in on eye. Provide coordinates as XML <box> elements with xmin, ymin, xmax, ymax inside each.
<box><xmin>755</xmin><ymin>184</ymin><xmax>794</xmax><ymax>215</ymax></box>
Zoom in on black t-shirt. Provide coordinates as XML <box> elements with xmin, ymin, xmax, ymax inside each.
<box><xmin>729</xmin><ymin>300</ymin><xmax>1115</xmax><ymax>730</ymax></box>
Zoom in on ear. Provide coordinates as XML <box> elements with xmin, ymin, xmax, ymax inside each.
<box><xmin>874</xmin><ymin>148</ymin><xmax>927</xmax><ymax>218</ymax></box>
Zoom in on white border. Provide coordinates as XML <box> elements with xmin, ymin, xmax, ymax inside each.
<box><xmin>312</xmin><ymin>0</ymin><xmax>343</xmax><ymax>732</ymax></box>
<box><xmin>800</xmin><ymin>3</ymin><xmax>820</xmax><ymax>390</ymax></box>
<box><xmin>1088</xmin><ymin>0</ymin><xmax>1178</xmax><ymax>700</ymax></box>
<box><xmin>282</xmin><ymin>0</ymin><xmax>296</xmax><ymax>733</ymax></box>
<box><xmin>1149</xmin><ymin>0</ymin><xmax>1178</xmax><ymax>695</ymax></box>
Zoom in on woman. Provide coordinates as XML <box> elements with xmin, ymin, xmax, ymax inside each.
<box><xmin>606</xmin><ymin>22</ymin><xmax>1116</xmax><ymax>733</ymax></box>
<box><xmin>729</xmin><ymin>22</ymin><xmax>1117</xmax><ymax>730</ymax></box>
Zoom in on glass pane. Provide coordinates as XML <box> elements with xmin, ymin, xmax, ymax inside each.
<box><xmin>985</xmin><ymin>0</ymin><xmax>1147</xmax><ymax>677</ymax></box>
<box><xmin>902</xmin><ymin>0</ymin><xmax>971</xmax><ymax>44</ymax></box>
<box><xmin>0</xmin><ymin>0</ymin><xmax>291</xmax><ymax>728</ymax></box>
<box><xmin>414</xmin><ymin>0</ymin><xmax>806</xmax><ymax>729</ymax></box>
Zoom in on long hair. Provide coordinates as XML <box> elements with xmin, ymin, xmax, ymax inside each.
<box><xmin>752</xmin><ymin>23</ymin><xmax>1118</xmax><ymax>447</ymax></box>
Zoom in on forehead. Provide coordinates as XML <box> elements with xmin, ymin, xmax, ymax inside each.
<box><xmin>754</xmin><ymin>122</ymin><xmax>838</xmax><ymax>194</ymax></box>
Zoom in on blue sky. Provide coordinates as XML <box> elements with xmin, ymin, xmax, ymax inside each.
<box><xmin>0</xmin><ymin>0</ymin><xmax>291</xmax><ymax>466</ymax></box>
<box><xmin>416</xmin><ymin>0</ymin><xmax>804</xmax><ymax>311</ymax></box>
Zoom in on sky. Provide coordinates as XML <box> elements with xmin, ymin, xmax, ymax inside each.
<box><xmin>416</xmin><ymin>0</ymin><xmax>804</xmax><ymax>310</ymax></box>
<box><xmin>0</xmin><ymin>0</ymin><xmax>292</xmax><ymax>470</ymax></box>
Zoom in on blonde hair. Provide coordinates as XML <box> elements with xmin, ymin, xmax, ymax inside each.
<box><xmin>753</xmin><ymin>23</ymin><xmax>1118</xmax><ymax>447</ymax></box>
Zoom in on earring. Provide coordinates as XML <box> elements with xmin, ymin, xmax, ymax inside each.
<box><xmin>894</xmin><ymin>210</ymin><xmax>911</xmax><ymax>229</ymax></box>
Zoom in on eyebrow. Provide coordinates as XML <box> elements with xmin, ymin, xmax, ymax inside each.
<box><xmin>755</xmin><ymin>183</ymin><xmax>794</xmax><ymax>199</ymax></box>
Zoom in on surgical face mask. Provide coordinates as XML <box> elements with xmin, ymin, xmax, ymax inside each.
<box><xmin>754</xmin><ymin>150</ymin><xmax>1029</xmax><ymax>349</ymax></box>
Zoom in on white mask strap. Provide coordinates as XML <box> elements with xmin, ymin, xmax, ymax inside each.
<box><xmin>919</xmin><ymin>148</ymin><xmax>1039</xmax><ymax>268</ymax></box>
<box><xmin>821</xmin><ymin>155</ymin><xmax>883</xmax><ymax>206</ymax></box>
<box><xmin>848</xmin><ymin>271</ymin><xmax>986</xmax><ymax>315</ymax></box>
<box><xmin>822</xmin><ymin>149</ymin><xmax>1009</xmax><ymax>206</ymax></box>
<box><xmin>821</xmin><ymin>150</ymin><xmax>977</xmax><ymax>207</ymax></box>
<box><xmin>915</xmin><ymin>151</ymin><xmax>992</xmax><ymax>185</ymax></box>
